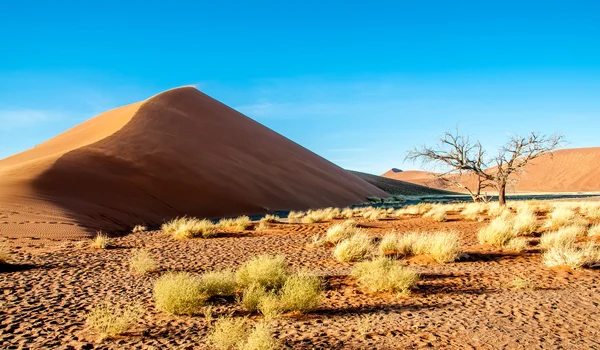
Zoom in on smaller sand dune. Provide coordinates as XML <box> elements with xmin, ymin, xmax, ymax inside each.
<box><xmin>383</xmin><ymin>147</ymin><xmax>600</xmax><ymax>193</ymax></box>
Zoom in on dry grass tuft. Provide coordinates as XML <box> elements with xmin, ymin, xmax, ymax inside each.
<box><xmin>542</xmin><ymin>243</ymin><xmax>600</xmax><ymax>269</ymax></box>
<box><xmin>279</xmin><ymin>273</ymin><xmax>322</xmax><ymax>313</ymax></box>
<box><xmin>588</xmin><ymin>224</ymin><xmax>600</xmax><ymax>237</ymax></box>
<box><xmin>87</xmin><ymin>301</ymin><xmax>142</xmax><ymax>340</ymax></box>
<box><xmin>241</xmin><ymin>284</ymin><xmax>269</xmax><ymax>312</ymax></box>
<box><xmin>208</xmin><ymin>317</ymin><xmax>278</xmax><ymax>350</ymax></box>
<box><xmin>257</xmin><ymin>293</ymin><xmax>282</xmax><ymax>319</ymax></box>
<box><xmin>379</xmin><ymin>231</ymin><xmax>461</xmax><ymax>263</ymax></box>
<box><xmin>478</xmin><ymin>216</ymin><xmax>516</xmax><ymax>247</ymax></box>
<box><xmin>91</xmin><ymin>232</ymin><xmax>111</xmax><ymax>249</ymax></box>
<box><xmin>512</xmin><ymin>207</ymin><xmax>539</xmax><ymax>236</ymax></box>
<box><xmin>503</xmin><ymin>237</ymin><xmax>528</xmax><ymax>252</ymax></box>
<box><xmin>236</xmin><ymin>255</ymin><xmax>289</xmax><ymax>290</ymax></box>
<box><xmin>218</xmin><ymin>216</ymin><xmax>252</xmax><ymax>231</ymax></box>
<box><xmin>129</xmin><ymin>249</ymin><xmax>158</xmax><ymax>274</ymax></box>
<box><xmin>423</xmin><ymin>206</ymin><xmax>447</xmax><ymax>222</ymax></box>
<box><xmin>132</xmin><ymin>224</ymin><xmax>147</xmax><ymax>233</ymax></box>
<box><xmin>163</xmin><ymin>217</ymin><xmax>217</xmax><ymax>239</ymax></box>
<box><xmin>511</xmin><ymin>276</ymin><xmax>534</xmax><ymax>290</ymax></box>
<box><xmin>460</xmin><ymin>203</ymin><xmax>487</xmax><ymax>221</ymax></box>
<box><xmin>325</xmin><ymin>220</ymin><xmax>360</xmax><ymax>244</ymax></box>
<box><xmin>539</xmin><ymin>225</ymin><xmax>585</xmax><ymax>250</ymax></box>
<box><xmin>545</xmin><ymin>207</ymin><xmax>581</xmax><ymax>229</ymax></box>
<box><xmin>352</xmin><ymin>257</ymin><xmax>419</xmax><ymax>294</ymax></box>
<box><xmin>260</xmin><ymin>214</ymin><xmax>280</xmax><ymax>223</ymax></box>
<box><xmin>0</xmin><ymin>242</ymin><xmax>9</xmax><ymax>264</ymax></box>
<box><xmin>333</xmin><ymin>232</ymin><xmax>374</xmax><ymax>262</ymax></box>
<box><xmin>207</xmin><ymin>316</ymin><xmax>249</xmax><ymax>350</ymax></box>
<box><xmin>243</xmin><ymin>321</ymin><xmax>279</xmax><ymax>350</ymax></box>
<box><xmin>153</xmin><ymin>272</ymin><xmax>206</xmax><ymax>315</ymax></box>
<box><xmin>200</xmin><ymin>269</ymin><xmax>237</xmax><ymax>297</ymax></box>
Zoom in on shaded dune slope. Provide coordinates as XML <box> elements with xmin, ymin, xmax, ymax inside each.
<box><xmin>350</xmin><ymin>171</ymin><xmax>455</xmax><ymax>196</ymax></box>
<box><xmin>0</xmin><ymin>87</ymin><xmax>387</xmax><ymax>238</ymax></box>
<box><xmin>383</xmin><ymin>148</ymin><xmax>600</xmax><ymax>193</ymax></box>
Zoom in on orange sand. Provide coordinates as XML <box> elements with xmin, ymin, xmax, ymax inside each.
<box><xmin>0</xmin><ymin>87</ymin><xmax>387</xmax><ymax>238</ymax></box>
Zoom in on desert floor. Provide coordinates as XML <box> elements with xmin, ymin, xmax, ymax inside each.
<box><xmin>1</xmin><ymin>210</ymin><xmax>600</xmax><ymax>349</ymax></box>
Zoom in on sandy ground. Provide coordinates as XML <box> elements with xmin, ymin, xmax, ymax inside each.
<box><xmin>2</xmin><ymin>214</ymin><xmax>600</xmax><ymax>349</ymax></box>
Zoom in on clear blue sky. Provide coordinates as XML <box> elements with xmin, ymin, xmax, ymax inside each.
<box><xmin>1</xmin><ymin>0</ymin><xmax>599</xmax><ymax>174</ymax></box>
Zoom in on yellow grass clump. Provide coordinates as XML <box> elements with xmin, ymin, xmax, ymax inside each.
<box><xmin>325</xmin><ymin>220</ymin><xmax>360</xmax><ymax>244</ymax></box>
<box><xmin>129</xmin><ymin>249</ymin><xmax>158</xmax><ymax>274</ymax></box>
<box><xmin>542</xmin><ymin>243</ymin><xmax>600</xmax><ymax>269</ymax></box>
<box><xmin>241</xmin><ymin>284</ymin><xmax>269</xmax><ymax>312</ymax></box>
<box><xmin>0</xmin><ymin>242</ymin><xmax>9</xmax><ymax>264</ymax></box>
<box><xmin>333</xmin><ymin>232</ymin><xmax>374</xmax><ymax>262</ymax></box>
<box><xmin>588</xmin><ymin>224</ymin><xmax>600</xmax><ymax>237</ymax></box>
<box><xmin>91</xmin><ymin>232</ymin><xmax>111</xmax><ymax>249</ymax></box>
<box><xmin>478</xmin><ymin>216</ymin><xmax>516</xmax><ymax>247</ymax></box>
<box><xmin>162</xmin><ymin>217</ymin><xmax>217</xmax><ymax>239</ymax></box>
<box><xmin>257</xmin><ymin>293</ymin><xmax>282</xmax><ymax>319</ymax></box>
<box><xmin>260</xmin><ymin>214</ymin><xmax>280</xmax><ymax>223</ymax></box>
<box><xmin>287</xmin><ymin>210</ymin><xmax>305</xmax><ymax>222</ymax></box>
<box><xmin>153</xmin><ymin>272</ymin><xmax>206</xmax><ymax>315</ymax></box>
<box><xmin>545</xmin><ymin>207</ymin><xmax>584</xmax><ymax>229</ymax></box>
<box><xmin>352</xmin><ymin>257</ymin><xmax>419</xmax><ymax>295</ymax></box>
<box><xmin>539</xmin><ymin>225</ymin><xmax>586</xmax><ymax>250</ymax></box>
<box><xmin>580</xmin><ymin>202</ymin><xmax>600</xmax><ymax>219</ymax></box>
<box><xmin>378</xmin><ymin>231</ymin><xmax>461</xmax><ymax>263</ymax></box>
<box><xmin>243</xmin><ymin>321</ymin><xmax>279</xmax><ymax>350</ymax></box>
<box><xmin>208</xmin><ymin>318</ymin><xmax>278</xmax><ymax>350</ymax></box>
<box><xmin>217</xmin><ymin>216</ymin><xmax>252</xmax><ymax>231</ymax></box>
<box><xmin>199</xmin><ymin>269</ymin><xmax>237</xmax><ymax>297</ymax></box>
<box><xmin>207</xmin><ymin>316</ymin><xmax>250</xmax><ymax>350</ymax></box>
<box><xmin>503</xmin><ymin>237</ymin><xmax>528</xmax><ymax>252</ymax></box>
<box><xmin>512</xmin><ymin>207</ymin><xmax>539</xmax><ymax>236</ymax></box>
<box><xmin>278</xmin><ymin>273</ymin><xmax>322</xmax><ymax>313</ymax></box>
<box><xmin>460</xmin><ymin>203</ymin><xmax>487</xmax><ymax>221</ymax></box>
<box><xmin>87</xmin><ymin>301</ymin><xmax>142</xmax><ymax>340</ymax></box>
<box><xmin>132</xmin><ymin>224</ymin><xmax>147</xmax><ymax>233</ymax></box>
<box><xmin>236</xmin><ymin>255</ymin><xmax>289</xmax><ymax>290</ymax></box>
<box><xmin>423</xmin><ymin>206</ymin><xmax>447</xmax><ymax>222</ymax></box>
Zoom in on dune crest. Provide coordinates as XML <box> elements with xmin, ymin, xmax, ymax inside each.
<box><xmin>0</xmin><ymin>87</ymin><xmax>386</xmax><ymax>238</ymax></box>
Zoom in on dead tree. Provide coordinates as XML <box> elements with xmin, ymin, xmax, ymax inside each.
<box><xmin>406</xmin><ymin>129</ymin><xmax>564</xmax><ymax>205</ymax></box>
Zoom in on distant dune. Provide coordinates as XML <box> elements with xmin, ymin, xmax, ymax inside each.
<box><xmin>383</xmin><ymin>147</ymin><xmax>600</xmax><ymax>193</ymax></box>
<box><xmin>0</xmin><ymin>87</ymin><xmax>387</xmax><ymax>238</ymax></box>
<box><xmin>350</xmin><ymin>171</ymin><xmax>455</xmax><ymax>196</ymax></box>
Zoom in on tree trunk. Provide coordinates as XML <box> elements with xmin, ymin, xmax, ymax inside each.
<box><xmin>498</xmin><ymin>182</ymin><xmax>507</xmax><ymax>206</ymax></box>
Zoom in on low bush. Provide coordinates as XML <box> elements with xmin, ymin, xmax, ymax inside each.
<box><xmin>129</xmin><ymin>249</ymin><xmax>158</xmax><ymax>274</ymax></box>
<box><xmin>236</xmin><ymin>255</ymin><xmax>289</xmax><ymax>290</ymax></box>
<box><xmin>278</xmin><ymin>273</ymin><xmax>322</xmax><ymax>313</ymax></box>
<box><xmin>87</xmin><ymin>301</ymin><xmax>142</xmax><ymax>340</ymax></box>
<box><xmin>153</xmin><ymin>272</ymin><xmax>206</xmax><ymax>315</ymax></box>
<box><xmin>200</xmin><ymin>269</ymin><xmax>237</xmax><ymax>297</ymax></box>
<box><xmin>352</xmin><ymin>257</ymin><xmax>419</xmax><ymax>294</ymax></box>
<box><xmin>163</xmin><ymin>217</ymin><xmax>217</xmax><ymax>239</ymax></box>
<box><xmin>333</xmin><ymin>233</ymin><xmax>374</xmax><ymax>262</ymax></box>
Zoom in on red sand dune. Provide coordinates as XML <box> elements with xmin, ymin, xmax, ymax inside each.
<box><xmin>384</xmin><ymin>147</ymin><xmax>600</xmax><ymax>193</ymax></box>
<box><xmin>0</xmin><ymin>87</ymin><xmax>387</xmax><ymax>238</ymax></box>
